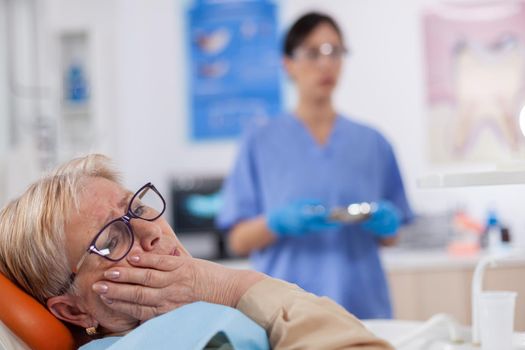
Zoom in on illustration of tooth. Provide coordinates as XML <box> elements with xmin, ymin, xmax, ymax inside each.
<box><xmin>451</xmin><ymin>35</ymin><xmax>525</xmax><ymax>157</ymax></box>
<box><xmin>195</xmin><ymin>28</ymin><xmax>231</xmax><ymax>54</ymax></box>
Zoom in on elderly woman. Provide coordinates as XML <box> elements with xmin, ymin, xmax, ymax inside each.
<box><xmin>0</xmin><ymin>154</ymin><xmax>391</xmax><ymax>349</ymax></box>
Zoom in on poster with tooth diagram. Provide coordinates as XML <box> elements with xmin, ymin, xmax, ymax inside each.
<box><xmin>423</xmin><ymin>1</ymin><xmax>525</xmax><ymax>163</ymax></box>
<box><xmin>187</xmin><ymin>0</ymin><xmax>281</xmax><ymax>140</ymax></box>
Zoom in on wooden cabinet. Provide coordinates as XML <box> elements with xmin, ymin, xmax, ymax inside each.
<box><xmin>387</xmin><ymin>260</ymin><xmax>525</xmax><ymax>331</ymax></box>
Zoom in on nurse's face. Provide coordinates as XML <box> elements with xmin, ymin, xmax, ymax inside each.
<box><xmin>284</xmin><ymin>23</ymin><xmax>345</xmax><ymax>102</ymax></box>
<box><xmin>50</xmin><ymin>176</ymin><xmax>190</xmax><ymax>334</ymax></box>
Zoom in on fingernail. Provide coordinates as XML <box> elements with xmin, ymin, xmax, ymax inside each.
<box><xmin>100</xmin><ymin>295</ymin><xmax>113</xmax><ymax>304</ymax></box>
<box><xmin>105</xmin><ymin>270</ymin><xmax>120</xmax><ymax>279</ymax></box>
<box><xmin>129</xmin><ymin>255</ymin><xmax>140</xmax><ymax>262</ymax></box>
<box><xmin>92</xmin><ymin>283</ymin><xmax>108</xmax><ymax>294</ymax></box>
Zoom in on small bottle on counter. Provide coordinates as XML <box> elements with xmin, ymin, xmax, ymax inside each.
<box><xmin>482</xmin><ymin>211</ymin><xmax>510</xmax><ymax>254</ymax></box>
<box><xmin>501</xmin><ymin>226</ymin><xmax>512</xmax><ymax>245</ymax></box>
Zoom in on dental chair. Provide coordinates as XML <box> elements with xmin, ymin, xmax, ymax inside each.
<box><xmin>0</xmin><ymin>273</ymin><xmax>75</xmax><ymax>350</ymax></box>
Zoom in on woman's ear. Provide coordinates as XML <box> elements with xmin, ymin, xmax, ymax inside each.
<box><xmin>47</xmin><ymin>295</ymin><xmax>93</xmax><ymax>328</ymax></box>
<box><xmin>283</xmin><ymin>56</ymin><xmax>296</xmax><ymax>80</ymax></box>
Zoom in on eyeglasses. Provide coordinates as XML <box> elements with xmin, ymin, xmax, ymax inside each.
<box><xmin>72</xmin><ymin>182</ymin><xmax>166</xmax><ymax>277</ymax></box>
<box><xmin>292</xmin><ymin>42</ymin><xmax>349</xmax><ymax>63</ymax></box>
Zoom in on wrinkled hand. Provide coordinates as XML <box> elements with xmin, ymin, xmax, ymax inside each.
<box><xmin>91</xmin><ymin>254</ymin><xmax>264</xmax><ymax>322</ymax></box>
<box><xmin>267</xmin><ymin>199</ymin><xmax>341</xmax><ymax>237</ymax></box>
<box><xmin>361</xmin><ymin>201</ymin><xmax>401</xmax><ymax>238</ymax></box>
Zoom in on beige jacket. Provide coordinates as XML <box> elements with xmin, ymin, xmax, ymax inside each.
<box><xmin>237</xmin><ymin>278</ymin><xmax>393</xmax><ymax>350</ymax></box>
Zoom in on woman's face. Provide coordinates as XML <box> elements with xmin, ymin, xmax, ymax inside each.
<box><xmin>63</xmin><ymin>176</ymin><xmax>190</xmax><ymax>334</ymax></box>
<box><xmin>284</xmin><ymin>23</ymin><xmax>344</xmax><ymax>102</ymax></box>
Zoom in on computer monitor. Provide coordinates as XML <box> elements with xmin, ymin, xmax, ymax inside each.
<box><xmin>170</xmin><ymin>176</ymin><xmax>228</xmax><ymax>259</ymax></box>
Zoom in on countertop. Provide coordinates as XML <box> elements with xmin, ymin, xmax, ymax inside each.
<box><xmin>380</xmin><ymin>247</ymin><xmax>525</xmax><ymax>271</ymax></box>
<box><xmin>216</xmin><ymin>247</ymin><xmax>525</xmax><ymax>271</ymax></box>
<box><xmin>363</xmin><ymin>319</ymin><xmax>525</xmax><ymax>350</ymax></box>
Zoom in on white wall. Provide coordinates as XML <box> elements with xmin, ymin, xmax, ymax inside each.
<box><xmin>0</xmin><ymin>0</ymin><xmax>8</xmax><ymax>155</ymax></box>
<box><xmin>0</xmin><ymin>0</ymin><xmax>120</xmax><ymax>204</ymax></box>
<box><xmin>3</xmin><ymin>0</ymin><xmax>525</xmax><ymax>242</ymax></box>
<box><xmin>46</xmin><ymin>0</ymin><xmax>118</xmax><ymax>159</ymax></box>
<box><xmin>110</xmin><ymin>0</ymin><xmax>525</xmax><ymax>243</ymax></box>
<box><xmin>0</xmin><ymin>0</ymin><xmax>8</xmax><ymax>203</ymax></box>
<box><xmin>113</xmin><ymin>0</ymin><xmax>237</xmax><ymax>189</ymax></box>
<box><xmin>1</xmin><ymin>0</ymin><xmax>43</xmax><ymax>202</ymax></box>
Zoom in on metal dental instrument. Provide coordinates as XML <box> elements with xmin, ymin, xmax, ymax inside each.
<box><xmin>302</xmin><ymin>202</ymin><xmax>376</xmax><ymax>223</ymax></box>
<box><xmin>329</xmin><ymin>202</ymin><xmax>376</xmax><ymax>223</ymax></box>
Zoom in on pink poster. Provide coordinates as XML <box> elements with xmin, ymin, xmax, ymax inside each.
<box><xmin>423</xmin><ymin>1</ymin><xmax>525</xmax><ymax>163</ymax></box>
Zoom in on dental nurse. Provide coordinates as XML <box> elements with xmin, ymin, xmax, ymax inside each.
<box><xmin>217</xmin><ymin>12</ymin><xmax>413</xmax><ymax>319</ymax></box>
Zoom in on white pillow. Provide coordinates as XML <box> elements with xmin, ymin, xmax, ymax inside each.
<box><xmin>0</xmin><ymin>320</ymin><xmax>30</xmax><ymax>350</ymax></box>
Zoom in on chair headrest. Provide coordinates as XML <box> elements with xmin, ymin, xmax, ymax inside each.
<box><xmin>0</xmin><ymin>273</ymin><xmax>75</xmax><ymax>350</ymax></box>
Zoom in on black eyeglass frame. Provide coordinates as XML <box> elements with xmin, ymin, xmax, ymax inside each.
<box><xmin>71</xmin><ymin>182</ymin><xmax>166</xmax><ymax>277</ymax></box>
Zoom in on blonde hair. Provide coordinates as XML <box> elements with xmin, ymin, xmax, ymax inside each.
<box><xmin>0</xmin><ymin>154</ymin><xmax>120</xmax><ymax>304</ymax></box>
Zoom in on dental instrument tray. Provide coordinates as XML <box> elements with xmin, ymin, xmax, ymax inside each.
<box><xmin>329</xmin><ymin>202</ymin><xmax>375</xmax><ymax>223</ymax></box>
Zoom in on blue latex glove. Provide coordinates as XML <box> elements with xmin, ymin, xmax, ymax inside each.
<box><xmin>267</xmin><ymin>199</ymin><xmax>341</xmax><ymax>237</ymax></box>
<box><xmin>361</xmin><ymin>201</ymin><xmax>401</xmax><ymax>237</ymax></box>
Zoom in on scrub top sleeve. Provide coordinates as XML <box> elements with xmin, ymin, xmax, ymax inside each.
<box><xmin>382</xmin><ymin>142</ymin><xmax>414</xmax><ymax>224</ymax></box>
<box><xmin>216</xmin><ymin>131</ymin><xmax>262</xmax><ymax>230</ymax></box>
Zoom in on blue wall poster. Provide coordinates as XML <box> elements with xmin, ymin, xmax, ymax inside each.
<box><xmin>187</xmin><ymin>0</ymin><xmax>281</xmax><ymax>140</ymax></box>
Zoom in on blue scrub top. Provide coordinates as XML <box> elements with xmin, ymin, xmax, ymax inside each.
<box><xmin>217</xmin><ymin>114</ymin><xmax>413</xmax><ymax>319</ymax></box>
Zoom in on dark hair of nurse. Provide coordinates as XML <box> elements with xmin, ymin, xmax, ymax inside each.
<box><xmin>283</xmin><ymin>12</ymin><xmax>344</xmax><ymax>57</ymax></box>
